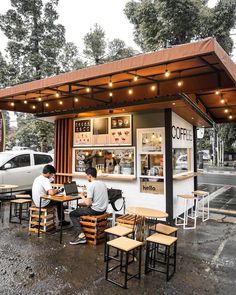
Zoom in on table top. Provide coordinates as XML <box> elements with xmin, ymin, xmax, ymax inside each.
<box><xmin>41</xmin><ymin>194</ymin><xmax>81</xmax><ymax>202</ymax></box>
<box><xmin>0</xmin><ymin>184</ymin><xmax>19</xmax><ymax>189</ymax></box>
<box><xmin>126</xmin><ymin>207</ymin><xmax>168</xmax><ymax>219</ymax></box>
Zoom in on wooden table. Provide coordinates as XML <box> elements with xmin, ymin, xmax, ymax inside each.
<box><xmin>126</xmin><ymin>207</ymin><xmax>168</xmax><ymax>240</ymax></box>
<box><xmin>0</xmin><ymin>184</ymin><xmax>19</xmax><ymax>198</ymax></box>
<box><xmin>38</xmin><ymin>194</ymin><xmax>81</xmax><ymax>243</ymax></box>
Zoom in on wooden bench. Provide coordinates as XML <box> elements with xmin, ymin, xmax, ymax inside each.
<box><xmin>29</xmin><ymin>206</ymin><xmax>56</xmax><ymax>233</ymax></box>
<box><xmin>80</xmin><ymin>213</ymin><xmax>110</xmax><ymax>245</ymax></box>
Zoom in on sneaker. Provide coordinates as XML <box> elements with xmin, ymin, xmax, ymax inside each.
<box><xmin>69</xmin><ymin>236</ymin><xmax>87</xmax><ymax>245</ymax></box>
<box><xmin>58</xmin><ymin>220</ymin><xmax>71</xmax><ymax>227</ymax></box>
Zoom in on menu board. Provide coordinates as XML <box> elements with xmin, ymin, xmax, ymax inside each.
<box><xmin>93</xmin><ymin>117</ymin><xmax>109</xmax><ymax>145</ymax></box>
<box><xmin>110</xmin><ymin>115</ymin><xmax>132</xmax><ymax>145</ymax></box>
<box><xmin>74</xmin><ymin>119</ymin><xmax>92</xmax><ymax>145</ymax></box>
<box><xmin>73</xmin><ymin>115</ymin><xmax>132</xmax><ymax>146</ymax></box>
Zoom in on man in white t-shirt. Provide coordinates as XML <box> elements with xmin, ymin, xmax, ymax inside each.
<box><xmin>69</xmin><ymin>167</ymin><xmax>108</xmax><ymax>245</ymax></box>
<box><xmin>32</xmin><ymin>164</ymin><xmax>70</xmax><ymax>226</ymax></box>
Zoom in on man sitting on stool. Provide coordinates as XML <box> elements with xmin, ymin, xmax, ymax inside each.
<box><xmin>69</xmin><ymin>167</ymin><xmax>108</xmax><ymax>245</ymax></box>
<box><xmin>32</xmin><ymin>164</ymin><xmax>70</xmax><ymax>227</ymax></box>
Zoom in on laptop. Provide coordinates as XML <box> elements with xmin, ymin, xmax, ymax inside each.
<box><xmin>64</xmin><ymin>181</ymin><xmax>79</xmax><ymax>196</ymax></box>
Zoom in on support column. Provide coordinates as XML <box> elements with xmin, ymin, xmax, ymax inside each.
<box><xmin>193</xmin><ymin>126</ymin><xmax>198</xmax><ymax>190</ymax></box>
<box><xmin>165</xmin><ymin>109</ymin><xmax>173</xmax><ymax>224</ymax></box>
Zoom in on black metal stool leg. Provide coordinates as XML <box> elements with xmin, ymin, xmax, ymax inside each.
<box><xmin>19</xmin><ymin>203</ymin><xmax>22</xmax><ymax>224</ymax></box>
<box><xmin>124</xmin><ymin>251</ymin><xmax>129</xmax><ymax>289</ymax></box>
<box><xmin>166</xmin><ymin>245</ymin><xmax>170</xmax><ymax>281</ymax></box>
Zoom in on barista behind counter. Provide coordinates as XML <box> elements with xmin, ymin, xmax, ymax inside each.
<box><xmin>104</xmin><ymin>151</ymin><xmax>117</xmax><ymax>173</ymax></box>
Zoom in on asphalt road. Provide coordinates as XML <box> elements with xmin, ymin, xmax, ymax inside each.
<box><xmin>198</xmin><ymin>173</ymin><xmax>236</xmax><ymax>186</ymax></box>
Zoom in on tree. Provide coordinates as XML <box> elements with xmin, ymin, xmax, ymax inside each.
<box><xmin>83</xmin><ymin>24</ymin><xmax>136</xmax><ymax>65</ymax></box>
<box><xmin>0</xmin><ymin>0</ymin><xmax>83</xmax><ymax>84</ymax></box>
<box><xmin>107</xmin><ymin>39</ymin><xmax>135</xmax><ymax>61</ymax></box>
<box><xmin>15</xmin><ymin>113</ymin><xmax>54</xmax><ymax>152</ymax></box>
<box><xmin>124</xmin><ymin>0</ymin><xmax>236</xmax><ymax>54</ymax></box>
<box><xmin>0</xmin><ymin>52</ymin><xmax>8</xmax><ymax>88</ymax></box>
<box><xmin>83</xmin><ymin>24</ymin><xmax>106</xmax><ymax>65</ymax></box>
<box><xmin>58</xmin><ymin>42</ymin><xmax>85</xmax><ymax>73</ymax></box>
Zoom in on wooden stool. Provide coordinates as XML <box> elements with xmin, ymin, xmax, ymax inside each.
<box><xmin>15</xmin><ymin>194</ymin><xmax>31</xmax><ymax>199</ymax></box>
<box><xmin>80</xmin><ymin>213</ymin><xmax>110</xmax><ymax>245</ymax></box>
<box><xmin>9</xmin><ymin>199</ymin><xmax>32</xmax><ymax>224</ymax></box>
<box><xmin>29</xmin><ymin>206</ymin><xmax>56</xmax><ymax>233</ymax></box>
<box><xmin>105</xmin><ymin>237</ymin><xmax>143</xmax><ymax>289</ymax></box>
<box><xmin>175</xmin><ymin>194</ymin><xmax>198</xmax><ymax>229</ymax></box>
<box><xmin>104</xmin><ymin>225</ymin><xmax>134</xmax><ymax>261</ymax></box>
<box><xmin>192</xmin><ymin>190</ymin><xmax>210</xmax><ymax>222</ymax></box>
<box><xmin>150</xmin><ymin>223</ymin><xmax>178</xmax><ymax>237</ymax></box>
<box><xmin>145</xmin><ymin>233</ymin><xmax>177</xmax><ymax>281</ymax></box>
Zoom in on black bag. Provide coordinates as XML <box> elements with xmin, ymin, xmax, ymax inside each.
<box><xmin>107</xmin><ymin>188</ymin><xmax>124</xmax><ymax>211</ymax></box>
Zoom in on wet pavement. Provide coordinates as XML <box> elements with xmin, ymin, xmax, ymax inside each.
<box><xmin>0</xmin><ymin>202</ymin><xmax>236</xmax><ymax>295</ymax></box>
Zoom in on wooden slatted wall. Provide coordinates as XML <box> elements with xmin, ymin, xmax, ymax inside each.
<box><xmin>54</xmin><ymin>118</ymin><xmax>73</xmax><ymax>184</ymax></box>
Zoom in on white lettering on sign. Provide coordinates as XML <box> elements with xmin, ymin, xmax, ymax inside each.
<box><xmin>172</xmin><ymin>125</ymin><xmax>192</xmax><ymax>141</ymax></box>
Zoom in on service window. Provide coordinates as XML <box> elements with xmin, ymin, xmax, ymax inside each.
<box><xmin>34</xmin><ymin>154</ymin><xmax>53</xmax><ymax>165</ymax></box>
<box><xmin>173</xmin><ymin>148</ymin><xmax>192</xmax><ymax>175</ymax></box>
<box><xmin>7</xmin><ymin>154</ymin><xmax>31</xmax><ymax>169</ymax></box>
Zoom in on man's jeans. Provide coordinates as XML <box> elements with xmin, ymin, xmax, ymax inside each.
<box><xmin>45</xmin><ymin>200</ymin><xmax>65</xmax><ymax>222</ymax></box>
<box><xmin>69</xmin><ymin>207</ymin><xmax>105</xmax><ymax>235</ymax></box>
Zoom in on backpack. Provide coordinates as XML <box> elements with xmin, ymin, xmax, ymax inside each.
<box><xmin>107</xmin><ymin>188</ymin><xmax>125</xmax><ymax>211</ymax></box>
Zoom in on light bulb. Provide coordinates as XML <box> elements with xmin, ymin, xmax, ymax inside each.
<box><xmin>74</xmin><ymin>97</ymin><xmax>79</xmax><ymax>102</ymax></box>
<box><xmin>55</xmin><ymin>92</ymin><xmax>60</xmax><ymax>98</ymax></box>
<box><xmin>128</xmin><ymin>88</ymin><xmax>133</xmax><ymax>95</ymax></box>
<box><xmin>108</xmin><ymin>80</ymin><xmax>113</xmax><ymax>87</ymax></box>
<box><xmin>224</xmin><ymin>109</ymin><xmax>228</xmax><ymax>113</ymax></box>
<box><xmin>24</xmin><ymin>100</ymin><xmax>27</xmax><ymax>104</ymax></box>
<box><xmin>109</xmin><ymin>92</ymin><xmax>113</xmax><ymax>97</ymax></box>
<box><xmin>215</xmin><ymin>90</ymin><xmax>220</xmax><ymax>95</ymax></box>
<box><xmin>133</xmin><ymin>76</ymin><xmax>138</xmax><ymax>82</ymax></box>
<box><xmin>59</xmin><ymin>100</ymin><xmax>63</xmax><ymax>105</ymax></box>
<box><xmin>86</xmin><ymin>87</ymin><xmax>90</xmax><ymax>93</ymax></box>
<box><xmin>165</xmin><ymin>69</ymin><xmax>170</xmax><ymax>77</ymax></box>
<box><xmin>38</xmin><ymin>97</ymin><xmax>42</xmax><ymax>101</ymax></box>
<box><xmin>151</xmin><ymin>85</ymin><xmax>156</xmax><ymax>91</ymax></box>
<box><xmin>229</xmin><ymin>115</ymin><xmax>233</xmax><ymax>119</ymax></box>
<box><xmin>32</xmin><ymin>105</ymin><xmax>36</xmax><ymax>109</ymax></box>
<box><xmin>220</xmin><ymin>99</ymin><xmax>225</xmax><ymax>104</ymax></box>
<box><xmin>177</xmin><ymin>80</ymin><xmax>183</xmax><ymax>87</ymax></box>
<box><xmin>45</xmin><ymin>103</ymin><xmax>49</xmax><ymax>107</ymax></box>
<box><xmin>10</xmin><ymin>102</ymin><xmax>15</xmax><ymax>107</ymax></box>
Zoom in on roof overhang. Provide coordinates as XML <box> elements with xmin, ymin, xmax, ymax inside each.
<box><xmin>0</xmin><ymin>37</ymin><xmax>235</xmax><ymax>126</ymax></box>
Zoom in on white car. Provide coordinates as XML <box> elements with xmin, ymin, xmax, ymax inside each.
<box><xmin>0</xmin><ymin>150</ymin><xmax>53</xmax><ymax>192</ymax></box>
<box><xmin>175</xmin><ymin>154</ymin><xmax>188</xmax><ymax>170</ymax></box>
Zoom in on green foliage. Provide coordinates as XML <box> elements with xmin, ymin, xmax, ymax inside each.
<box><xmin>15</xmin><ymin>113</ymin><xmax>54</xmax><ymax>151</ymax></box>
<box><xmin>0</xmin><ymin>52</ymin><xmax>8</xmax><ymax>88</ymax></box>
<box><xmin>83</xmin><ymin>24</ymin><xmax>106</xmax><ymax>65</ymax></box>
<box><xmin>124</xmin><ymin>0</ymin><xmax>236</xmax><ymax>54</ymax></box>
<box><xmin>217</xmin><ymin>123</ymin><xmax>236</xmax><ymax>152</ymax></box>
<box><xmin>0</xmin><ymin>0</ymin><xmax>83</xmax><ymax>84</ymax></box>
<box><xmin>107</xmin><ymin>39</ymin><xmax>135</xmax><ymax>61</ymax></box>
<box><xmin>83</xmin><ymin>24</ymin><xmax>136</xmax><ymax>65</ymax></box>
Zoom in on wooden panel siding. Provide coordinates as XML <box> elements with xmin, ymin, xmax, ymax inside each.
<box><xmin>54</xmin><ymin>118</ymin><xmax>73</xmax><ymax>184</ymax></box>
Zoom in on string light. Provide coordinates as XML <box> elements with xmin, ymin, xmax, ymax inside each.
<box><xmin>220</xmin><ymin>98</ymin><xmax>225</xmax><ymax>104</ymax></box>
<box><xmin>32</xmin><ymin>105</ymin><xmax>36</xmax><ymax>109</ymax></box>
<box><xmin>59</xmin><ymin>100</ymin><xmax>63</xmax><ymax>105</ymax></box>
<box><xmin>229</xmin><ymin>114</ymin><xmax>233</xmax><ymax>120</ymax></box>
<box><xmin>215</xmin><ymin>90</ymin><xmax>220</xmax><ymax>95</ymax></box>
<box><xmin>55</xmin><ymin>92</ymin><xmax>60</xmax><ymax>98</ymax></box>
<box><xmin>224</xmin><ymin>108</ymin><xmax>228</xmax><ymax>113</ymax></box>
<box><xmin>86</xmin><ymin>87</ymin><xmax>91</xmax><ymax>93</ymax></box>
<box><xmin>133</xmin><ymin>72</ymin><xmax>138</xmax><ymax>82</ymax></box>
<box><xmin>24</xmin><ymin>100</ymin><xmax>27</xmax><ymax>104</ymax></box>
<box><xmin>109</xmin><ymin>92</ymin><xmax>113</xmax><ymax>97</ymax></box>
<box><xmin>177</xmin><ymin>71</ymin><xmax>183</xmax><ymax>87</ymax></box>
<box><xmin>74</xmin><ymin>97</ymin><xmax>79</xmax><ymax>102</ymax></box>
<box><xmin>151</xmin><ymin>85</ymin><xmax>156</xmax><ymax>91</ymax></box>
<box><xmin>128</xmin><ymin>88</ymin><xmax>133</xmax><ymax>95</ymax></box>
<box><xmin>37</xmin><ymin>97</ymin><xmax>42</xmax><ymax>102</ymax></box>
<box><xmin>164</xmin><ymin>64</ymin><xmax>170</xmax><ymax>77</ymax></box>
<box><xmin>108</xmin><ymin>76</ymin><xmax>113</xmax><ymax>87</ymax></box>
<box><xmin>45</xmin><ymin>103</ymin><xmax>49</xmax><ymax>107</ymax></box>
<box><xmin>10</xmin><ymin>102</ymin><xmax>15</xmax><ymax>107</ymax></box>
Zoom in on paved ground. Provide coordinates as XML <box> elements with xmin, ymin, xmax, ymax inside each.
<box><xmin>0</xmin><ymin>202</ymin><xmax>236</xmax><ymax>295</ymax></box>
